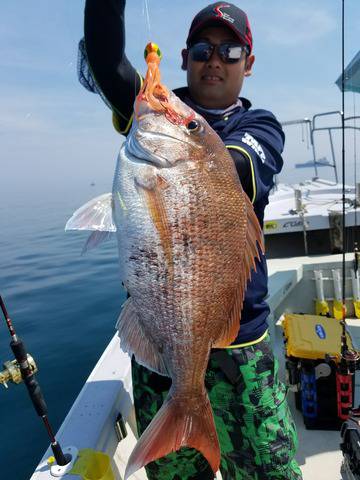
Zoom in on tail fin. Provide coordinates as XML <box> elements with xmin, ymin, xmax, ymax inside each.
<box><xmin>124</xmin><ymin>391</ymin><xmax>220</xmax><ymax>479</ymax></box>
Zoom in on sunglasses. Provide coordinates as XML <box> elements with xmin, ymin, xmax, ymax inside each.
<box><xmin>188</xmin><ymin>41</ymin><xmax>249</xmax><ymax>64</ymax></box>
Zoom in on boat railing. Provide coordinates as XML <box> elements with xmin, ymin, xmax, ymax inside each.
<box><xmin>281</xmin><ymin>112</ymin><xmax>360</xmax><ymax>185</ymax></box>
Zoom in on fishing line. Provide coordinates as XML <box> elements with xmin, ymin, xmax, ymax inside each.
<box><xmin>353</xmin><ymin>91</ymin><xmax>358</xmax><ymax>239</ymax></box>
<box><xmin>339</xmin><ymin>0</ymin><xmax>354</xmax><ymax>364</ymax></box>
<box><xmin>330</xmin><ymin>0</ymin><xmax>360</xmax><ymax>408</ymax></box>
<box><xmin>341</xmin><ymin>0</ymin><xmax>346</xmax><ymax>311</ymax></box>
<box><xmin>133</xmin><ymin>0</ymin><xmax>153</xmax><ymax>101</ymax></box>
<box><xmin>143</xmin><ymin>0</ymin><xmax>152</xmax><ymax>41</ymax></box>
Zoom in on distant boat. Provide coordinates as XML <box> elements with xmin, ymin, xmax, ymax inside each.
<box><xmin>90</xmin><ymin>182</ymin><xmax>96</xmax><ymax>187</ymax></box>
<box><xmin>295</xmin><ymin>157</ymin><xmax>331</xmax><ymax>169</ymax></box>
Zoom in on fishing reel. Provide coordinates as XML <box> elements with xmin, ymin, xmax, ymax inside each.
<box><xmin>0</xmin><ymin>295</ymin><xmax>72</xmax><ymax>470</ymax></box>
<box><xmin>340</xmin><ymin>349</ymin><xmax>360</xmax><ymax>375</ymax></box>
<box><xmin>323</xmin><ymin>348</ymin><xmax>360</xmax><ymax>376</ymax></box>
<box><xmin>0</xmin><ymin>354</ymin><xmax>38</xmax><ymax>388</ymax></box>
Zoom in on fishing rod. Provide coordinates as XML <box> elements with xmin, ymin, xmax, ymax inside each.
<box><xmin>0</xmin><ymin>295</ymin><xmax>70</xmax><ymax>468</ymax></box>
<box><xmin>336</xmin><ymin>0</ymin><xmax>360</xmax><ymax>410</ymax></box>
<box><xmin>337</xmin><ymin>0</ymin><xmax>348</xmax><ymax>360</ymax></box>
<box><xmin>336</xmin><ymin>3</ymin><xmax>360</xmax><ymax>478</ymax></box>
<box><xmin>341</xmin><ymin>0</ymin><xmax>346</xmax><ymax>343</ymax></box>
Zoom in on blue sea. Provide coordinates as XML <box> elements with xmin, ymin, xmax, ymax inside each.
<box><xmin>0</xmin><ymin>183</ymin><xmax>127</xmax><ymax>480</ymax></box>
<box><xmin>0</xmin><ymin>156</ymin><xmax>348</xmax><ymax>479</ymax></box>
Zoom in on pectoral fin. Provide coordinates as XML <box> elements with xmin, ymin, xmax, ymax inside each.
<box><xmin>65</xmin><ymin>193</ymin><xmax>116</xmax><ymax>253</ymax></box>
<box><xmin>65</xmin><ymin>193</ymin><xmax>116</xmax><ymax>232</ymax></box>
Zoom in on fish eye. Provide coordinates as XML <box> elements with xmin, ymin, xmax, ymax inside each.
<box><xmin>186</xmin><ymin>120</ymin><xmax>201</xmax><ymax>132</ymax></box>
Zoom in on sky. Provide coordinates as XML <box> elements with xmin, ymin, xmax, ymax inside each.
<box><xmin>1</xmin><ymin>0</ymin><xmax>360</xmax><ymax>199</ymax></box>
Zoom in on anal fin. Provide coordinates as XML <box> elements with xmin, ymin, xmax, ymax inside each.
<box><xmin>116</xmin><ymin>298</ymin><xmax>169</xmax><ymax>376</ymax></box>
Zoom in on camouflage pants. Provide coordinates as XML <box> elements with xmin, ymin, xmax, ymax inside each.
<box><xmin>132</xmin><ymin>334</ymin><xmax>302</xmax><ymax>480</ymax></box>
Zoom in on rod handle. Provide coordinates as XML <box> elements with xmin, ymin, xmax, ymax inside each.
<box><xmin>10</xmin><ymin>338</ymin><xmax>48</xmax><ymax>416</ymax></box>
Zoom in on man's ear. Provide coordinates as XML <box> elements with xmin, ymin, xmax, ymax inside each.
<box><xmin>244</xmin><ymin>54</ymin><xmax>255</xmax><ymax>77</ymax></box>
<box><xmin>181</xmin><ymin>49</ymin><xmax>188</xmax><ymax>71</ymax></box>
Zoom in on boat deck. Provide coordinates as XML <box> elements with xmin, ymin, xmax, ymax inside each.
<box><xmin>268</xmin><ymin>254</ymin><xmax>360</xmax><ymax>480</ymax></box>
<box><xmin>31</xmin><ymin>253</ymin><xmax>360</xmax><ymax>480</ymax></box>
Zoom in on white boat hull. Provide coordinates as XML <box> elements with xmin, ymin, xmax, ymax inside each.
<box><xmin>31</xmin><ymin>253</ymin><xmax>360</xmax><ymax>479</ymax></box>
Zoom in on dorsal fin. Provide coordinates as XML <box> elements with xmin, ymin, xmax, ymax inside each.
<box><xmin>213</xmin><ymin>193</ymin><xmax>264</xmax><ymax>348</ymax></box>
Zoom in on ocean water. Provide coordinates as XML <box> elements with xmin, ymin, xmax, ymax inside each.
<box><xmin>0</xmin><ymin>183</ymin><xmax>127</xmax><ymax>480</ymax></box>
<box><xmin>0</xmin><ymin>151</ymin><xmax>354</xmax><ymax>479</ymax></box>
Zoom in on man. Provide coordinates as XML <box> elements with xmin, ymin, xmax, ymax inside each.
<box><xmin>79</xmin><ymin>1</ymin><xmax>302</xmax><ymax>479</ymax></box>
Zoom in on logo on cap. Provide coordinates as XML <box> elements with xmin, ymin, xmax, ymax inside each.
<box><xmin>214</xmin><ymin>4</ymin><xmax>235</xmax><ymax>24</ymax></box>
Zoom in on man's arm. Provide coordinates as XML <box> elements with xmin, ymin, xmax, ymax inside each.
<box><xmin>226</xmin><ymin>110</ymin><xmax>285</xmax><ymax>203</ymax></box>
<box><xmin>83</xmin><ymin>0</ymin><xmax>142</xmax><ymax>134</ymax></box>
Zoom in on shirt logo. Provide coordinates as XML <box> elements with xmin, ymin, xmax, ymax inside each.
<box><xmin>241</xmin><ymin>133</ymin><xmax>266</xmax><ymax>162</ymax></box>
<box><xmin>214</xmin><ymin>4</ymin><xmax>235</xmax><ymax>24</ymax></box>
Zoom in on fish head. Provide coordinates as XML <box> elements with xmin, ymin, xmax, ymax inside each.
<box><xmin>126</xmin><ymin>89</ymin><xmax>224</xmax><ymax>170</ymax></box>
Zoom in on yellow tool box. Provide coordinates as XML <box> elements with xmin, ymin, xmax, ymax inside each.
<box><xmin>283</xmin><ymin>313</ymin><xmax>353</xmax><ymax>363</ymax></box>
<box><xmin>282</xmin><ymin>313</ymin><xmax>355</xmax><ymax>430</ymax></box>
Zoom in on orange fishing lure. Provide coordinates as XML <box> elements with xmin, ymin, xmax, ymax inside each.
<box><xmin>135</xmin><ymin>42</ymin><xmax>195</xmax><ymax>126</ymax></box>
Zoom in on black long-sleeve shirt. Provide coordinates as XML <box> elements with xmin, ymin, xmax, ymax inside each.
<box><xmin>80</xmin><ymin>0</ymin><xmax>285</xmax><ymax>343</ymax></box>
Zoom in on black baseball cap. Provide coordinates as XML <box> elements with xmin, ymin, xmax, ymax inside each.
<box><xmin>186</xmin><ymin>2</ymin><xmax>253</xmax><ymax>54</ymax></box>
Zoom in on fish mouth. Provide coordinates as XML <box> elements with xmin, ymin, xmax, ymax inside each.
<box><xmin>126</xmin><ymin>126</ymin><xmax>200</xmax><ymax>168</ymax></box>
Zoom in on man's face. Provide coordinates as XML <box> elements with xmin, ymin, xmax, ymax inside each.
<box><xmin>182</xmin><ymin>25</ymin><xmax>255</xmax><ymax>109</ymax></box>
